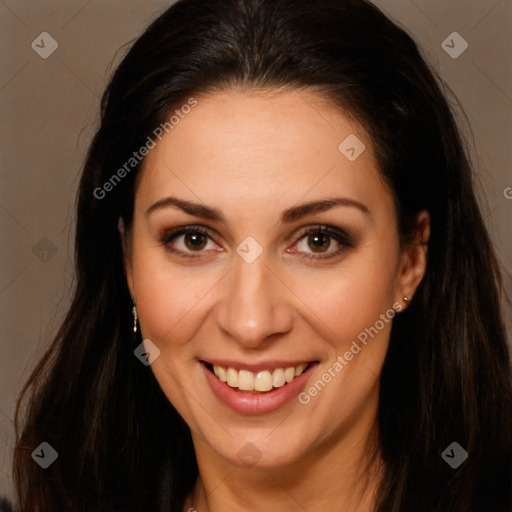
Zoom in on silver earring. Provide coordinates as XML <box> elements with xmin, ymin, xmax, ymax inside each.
<box><xmin>132</xmin><ymin>299</ymin><xmax>138</xmax><ymax>333</ymax></box>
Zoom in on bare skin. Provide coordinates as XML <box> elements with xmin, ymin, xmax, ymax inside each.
<box><xmin>121</xmin><ymin>88</ymin><xmax>429</xmax><ymax>511</ymax></box>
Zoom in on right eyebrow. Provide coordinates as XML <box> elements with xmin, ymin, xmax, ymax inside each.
<box><xmin>146</xmin><ymin>196</ymin><xmax>225</xmax><ymax>222</ymax></box>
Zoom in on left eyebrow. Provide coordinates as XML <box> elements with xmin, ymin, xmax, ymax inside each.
<box><xmin>280</xmin><ymin>197</ymin><xmax>370</xmax><ymax>223</ymax></box>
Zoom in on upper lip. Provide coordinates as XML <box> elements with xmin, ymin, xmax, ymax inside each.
<box><xmin>201</xmin><ymin>359</ymin><xmax>316</xmax><ymax>373</ymax></box>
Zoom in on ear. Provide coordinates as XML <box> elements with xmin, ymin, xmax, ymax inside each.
<box><xmin>394</xmin><ymin>210</ymin><xmax>430</xmax><ymax>310</ymax></box>
<box><xmin>118</xmin><ymin>217</ymin><xmax>135</xmax><ymax>298</ymax></box>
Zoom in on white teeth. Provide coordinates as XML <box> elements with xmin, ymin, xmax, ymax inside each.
<box><xmin>295</xmin><ymin>363</ymin><xmax>307</xmax><ymax>376</ymax></box>
<box><xmin>272</xmin><ymin>368</ymin><xmax>286</xmax><ymax>388</ymax></box>
<box><xmin>284</xmin><ymin>367</ymin><xmax>295</xmax><ymax>382</ymax></box>
<box><xmin>218</xmin><ymin>366</ymin><xmax>227</xmax><ymax>382</ymax></box>
<box><xmin>226</xmin><ymin>367</ymin><xmax>238</xmax><ymax>388</ymax></box>
<box><xmin>211</xmin><ymin>363</ymin><xmax>310</xmax><ymax>392</ymax></box>
<box><xmin>238</xmin><ymin>370</ymin><xmax>254</xmax><ymax>391</ymax></box>
<box><xmin>254</xmin><ymin>370</ymin><xmax>273</xmax><ymax>392</ymax></box>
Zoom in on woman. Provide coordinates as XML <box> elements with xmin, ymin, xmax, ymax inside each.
<box><xmin>12</xmin><ymin>0</ymin><xmax>512</xmax><ymax>510</ymax></box>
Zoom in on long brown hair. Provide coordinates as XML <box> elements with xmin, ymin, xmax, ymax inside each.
<box><xmin>14</xmin><ymin>0</ymin><xmax>512</xmax><ymax>510</ymax></box>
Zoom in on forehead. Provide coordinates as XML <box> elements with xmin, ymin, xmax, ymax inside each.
<box><xmin>135</xmin><ymin>88</ymin><xmax>392</xmax><ymax>224</ymax></box>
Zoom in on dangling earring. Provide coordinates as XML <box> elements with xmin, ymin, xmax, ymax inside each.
<box><xmin>132</xmin><ymin>298</ymin><xmax>138</xmax><ymax>333</ymax></box>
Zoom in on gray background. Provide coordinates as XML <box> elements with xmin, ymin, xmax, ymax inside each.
<box><xmin>0</xmin><ymin>0</ymin><xmax>511</xmax><ymax>501</ymax></box>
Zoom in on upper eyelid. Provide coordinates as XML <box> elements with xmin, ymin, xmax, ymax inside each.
<box><xmin>161</xmin><ymin>224</ymin><xmax>224</xmax><ymax>246</ymax></box>
<box><xmin>288</xmin><ymin>224</ymin><xmax>351</xmax><ymax>240</ymax></box>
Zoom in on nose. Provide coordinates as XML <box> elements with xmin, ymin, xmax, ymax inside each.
<box><xmin>214</xmin><ymin>255</ymin><xmax>294</xmax><ymax>349</ymax></box>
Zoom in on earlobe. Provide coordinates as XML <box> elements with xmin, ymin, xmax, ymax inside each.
<box><xmin>395</xmin><ymin>210</ymin><xmax>430</xmax><ymax>309</ymax></box>
<box><xmin>118</xmin><ymin>216</ymin><xmax>135</xmax><ymax>297</ymax></box>
<box><xmin>118</xmin><ymin>216</ymin><xmax>125</xmax><ymax>236</ymax></box>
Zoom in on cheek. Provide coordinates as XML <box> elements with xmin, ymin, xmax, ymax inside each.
<box><xmin>291</xmin><ymin>248</ymin><xmax>398</xmax><ymax>351</ymax></box>
<box><xmin>131</xmin><ymin>245</ymin><xmax>214</xmax><ymax>346</ymax></box>
<box><xmin>289</xmin><ymin>256</ymin><xmax>398</xmax><ymax>430</ymax></box>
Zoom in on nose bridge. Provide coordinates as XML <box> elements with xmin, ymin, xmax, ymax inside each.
<box><xmin>216</xmin><ymin>252</ymin><xmax>292</xmax><ymax>347</ymax></box>
<box><xmin>233</xmin><ymin>254</ymin><xmax>270</xmax><ymax>308</ymax></box>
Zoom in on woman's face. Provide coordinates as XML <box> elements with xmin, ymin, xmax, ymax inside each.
<box><xmin>123</xmin><ymin>88</ymin><xmax>427</xmax><ymax>471</ymax></box>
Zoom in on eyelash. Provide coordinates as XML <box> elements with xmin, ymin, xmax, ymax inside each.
<box><xmin>158</xmin><ymin>224</ymin><xmax>355</xmax><ymax>260</ymax></box>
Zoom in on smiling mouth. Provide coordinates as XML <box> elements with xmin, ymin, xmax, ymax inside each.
<box><xmin>201</xmin><ymin>361</ymin><xmax>315</xmax><ymax>394</ymax></box>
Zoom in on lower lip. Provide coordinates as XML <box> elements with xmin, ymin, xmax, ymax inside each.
<box><xmin>201</xmin><ymin>362</ymin><xmax>317</xmax><ymax>415</ymax></box>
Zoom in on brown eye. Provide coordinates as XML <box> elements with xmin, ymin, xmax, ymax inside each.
<box><xmin>183</xmin><ymin>232</ymin><xmax>208</xmax><ymax>251</ymax></box>
<box><xmin>307</xmin><ymin>233</ymin><xmax>331</xmax><ymax>253</ymax></box>
<box><xmin>160</xmin><ymin>226</ymin><xmax>218</xmax><ymax>257</ymax></box>
<box><xmin>291</xmin><ymin>225</ymin><xmax>355</xmax><ymax>259</ymax></box>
